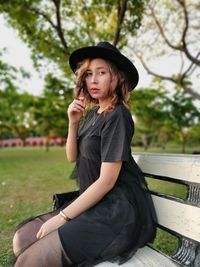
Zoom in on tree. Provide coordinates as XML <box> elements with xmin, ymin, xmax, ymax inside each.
<box><xmin>0</xmin><ymin>87</ymin><xmax>35</xmax><ymax>144</ymax></box>
<box><xmin>0</xmin><ymin>55</ymin><xmax>33</xmax><ymax>143</ymax></box>
<box><xmin>130</xmin><ymin>86</ymin><xmax>200</xmax><ymax>151</ymax></box>
<box><xmin>33</xmin><ymin>73</ymin><xmax>73</xmax><ymax>150</ymax></box>
<box><xmin>188</xmin><ymin>123</ymin><xmax>200</xmax><ymax>149</ymax></box>
<box><xmin>131</xmin><ymin>0</ymin><xmax>200</xmax><ymax>100</ymax></box>
<box><xmin>0</xmin><ymin>0</ymin><xmax>149</xmax><ymax>146</ymax></box>
<box><xmin>0</xmin><ymin>0</ymin><xmax>148</xmax><ymax>75</ymax></box>
<box><xmin>0</xmin><ymin>50</ymin><xmax>30</xmax><ymax>88</ymax></box>
<box><xmin>130</xmin><ymin>87</ymin><xmax>168</xmax><ymax>150</ymax></box>
<box><xmin>164</xmin><ymin>88</ymin><xmax>200</xmax><ymax>152</ymax></box>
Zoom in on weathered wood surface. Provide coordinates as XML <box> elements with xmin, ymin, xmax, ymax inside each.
<box><xmin>152</xmin><ymin>195</ymin><xmax>200</xmax><ymax>242</ymax></box>
<box><xmin>133</xmin><ymin>153</ymin><xmax>200</xmax><ymax>183</ymax></box>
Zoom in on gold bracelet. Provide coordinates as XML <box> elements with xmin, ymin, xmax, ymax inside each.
<box><xmin>59</xmin><ymin>210</ymin><xmax>71</xmax><ymax>221</ymax></box>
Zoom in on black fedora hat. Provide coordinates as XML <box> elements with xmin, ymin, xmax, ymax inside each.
<box><xmin>69</xmin><ymin>41</ymin><xmax>139</xmax><ymax>91</ymax></box>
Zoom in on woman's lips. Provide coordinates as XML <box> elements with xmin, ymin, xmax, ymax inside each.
<box><xmin>90</xmin><ymin>88</ymin><xmax>99</xmax><ymax>94</ymax></box>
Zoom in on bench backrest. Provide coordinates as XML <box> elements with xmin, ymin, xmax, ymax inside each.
<box><xmin>133</xmin><ymin>153</ymin><xmax>200</xmax><ymax>267</ymax></box>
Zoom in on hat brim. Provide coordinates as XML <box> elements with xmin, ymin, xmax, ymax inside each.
<box><xmin>69</xmin><ymin>46</ymin><xmax>139</xmax><ymax>91</ymax></box>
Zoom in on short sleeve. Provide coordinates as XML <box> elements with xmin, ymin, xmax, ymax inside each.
<box><xmin>101</xmin><ymin>108</ymin><xmax>134</xmax><ymax>162</ymax></box>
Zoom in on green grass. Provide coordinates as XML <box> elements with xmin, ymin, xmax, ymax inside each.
<box><xmin>0</xmin><ymin>147</ymin><xmax>76</xmax><ymax>267</ymax></box>
<box><xmin>0</xmin><ymin>146</ymin><xmax>195</xmax><ymax>266</ymax></box>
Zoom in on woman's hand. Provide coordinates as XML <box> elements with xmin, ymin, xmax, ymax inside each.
<box><xmin>67</xmin><ymin>96</ymin><xmax>85</xmax><ymax>125</ymax></box>
<box><xmin>36</xmin><ymin>214</ymin><xmax>66</xmax><ymax>239</ymax></box>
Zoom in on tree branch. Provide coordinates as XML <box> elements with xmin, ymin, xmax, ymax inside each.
<box><xmin>182</xmin><ymin>61</ymin><xmax>196</xmax><ymax>81</ymax></box>
<box><xmin>135</xmin><ymin>51</ymin><xmax>200</xmax><ymax>100</ymax></box>
<box><xmin>29</xmin><ymin>3</ymin><xmax>69</xmax><ymax>56</ymax></box>
<box><xmin>51</xmin><ymin>0</ymin><xmax>70</xmax><ymax>56</ymax></box>
<box><xmin>0</xmin><ymin>122</ymin><xmax>12</xmax><ymax>131</ymax></box>
<box><xmin>149</xmin><ymin>5</ymin><xmax>182</xmax><ymax>51</ymax></box>
<box><xmin>176</xmin><ymin>0</ymin><xmax>200</xmax><ymax>66</ymax></box>
<box><xmin>187</xmin><ymin>53</ymin><xmax>200</xmax><ymax>77</ymax></box>
<box><xmin>150</xmin><ymin>1</ymin><xmax>200</xmax><ymax>67</ymax></box>
<box><xmin>28</xmin><ymin>6</ymin><xmax>57</xmax><ymax>31</ymax></box>
<box><xmin>113</xmin><ymin>0</ymin><xmax>128</xmax><ymax>46</ymax></box>
<box><xmin>135</xmin><ymin>51</ymin><xmax>177</xmax><ymax>83</ymax></box>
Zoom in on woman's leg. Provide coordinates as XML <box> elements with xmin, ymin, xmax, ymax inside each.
<box><xmin>14</xmin><ymin>230</ymin><xmax>72</xmax><ymax>267</ymax></box>
<box><xmin>13</xmin><ymin>210</ymin><xmax>59</xmax><ymax>256</ymax></box>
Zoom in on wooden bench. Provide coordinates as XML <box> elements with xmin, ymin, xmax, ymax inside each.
<box><xmin>96</xmin><ymin>153</ymin><xmax>200</xmax><ymax>267</ymax></box>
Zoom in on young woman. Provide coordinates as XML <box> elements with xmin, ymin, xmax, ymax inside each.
<box><xmin>13</xmin><ymin>42</ymin><xmax>156</xmax><ymax>267</ymax></box>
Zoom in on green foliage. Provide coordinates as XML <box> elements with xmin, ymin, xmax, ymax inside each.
<box><xmin>1</xmin><ymin>73</ymin><xmax>199</xmax><ymax>151</ymax></box>
<box><xmin>33</xmin><ymin>73</ymin><xmax>73</xmax><ymax>143</ymax></box>
<box><xmin>0</xmin><ymin>54</ymin><xmax>34</xmax><ymax>141</ymax></box>
<box><xmin>0</xmin><ymin>56</ymin><xmax>74</xmax><ymax>143</ymax></box>
<box><xmin>188</xmin><ymin>123</ymin><xmax>200</xmax><ymax>146</ymax></box>
<box><xmin>0</xmin><ymin>87</ymin><xmax>35</xmax><ymax>142</ymax></box>
<box><xmin>166</xmin><ymin>89</ymin><xmax>200</xmax><ymax>129</ymax></box>
<box><xmin>130</xmin><ymin>87</ymin><xmax>200</xmax><ymax>151</ymax></box>
<box><xmin>0</xmin><ymin>52</ymin><xmax>30</xmax><ymax>89</ymax></box>
<box><xmin>0</xmin><ymin>0</ymin><xmax>148</xmax><ymax>75</ymax></box>
<box><xmin>130</xmin><ymin>87</ymin><xmax>168</xmax><ymax>149</ymax></box>
<box><xmin>164</xmin><ymin>89</ymin><xmax>200</xmax><ymax>152</ymax></box>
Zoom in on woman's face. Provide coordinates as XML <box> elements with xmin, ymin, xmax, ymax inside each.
<box><xmin>85</xmin><ymin>58</ymin><xmax>118</xmax><ymax>102</ymax></box>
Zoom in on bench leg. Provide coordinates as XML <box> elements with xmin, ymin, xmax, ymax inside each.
<box><xmin>188</xmin><ymin>184</ymin><xmax>200</xmax><ymax>206</ymax></box>
<box><xmin>172</xmin><ymin>183</ymin><xmax>200</xmax><ymax>266</ymax></box>
<box><xmin>172</xmin><ymin>238</ymin><xmax>199</xmax><ymax>266</ymax></box>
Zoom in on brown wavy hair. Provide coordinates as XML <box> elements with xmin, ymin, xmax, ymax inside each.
<box><xmin>74</xmin><ymin>58</ymin><xmax>131</xmax><ymax>112</ymax></box>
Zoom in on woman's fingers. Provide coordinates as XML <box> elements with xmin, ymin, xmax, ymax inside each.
<box><xmin>69</xmin><ymin>99</ymin><xmax>85</xmax><ymax>113</ymax></box>
<box><xmin>74</xmin><ymin>98</ymin><xmax>85</xmax><ymax>109</ymax></box>
<box><xmin>67</xmin><ymin>97</ymin><xmax>85</xmax><ymax>124</ymax></box>
<box><xmin>73</xmin><ymin>103</ymin><xmax>85</xmax><ymax>112</ymax></box>
<box><xmin>36</xmin><ymin>228</ymin><xmax>42</xmax><ymax>239</ymax></box>
<box><xmin>36</xmin><ymin>226</ymin><xmax>47</xmax><ymax>239</ymax></box>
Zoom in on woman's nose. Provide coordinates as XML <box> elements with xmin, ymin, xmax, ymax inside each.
<box><xmin>91</xmin><ymin>74</ymin><xmax>97</xmax><ymax>83</ymax></box>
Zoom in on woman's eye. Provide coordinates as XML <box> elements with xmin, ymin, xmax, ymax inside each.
<box><xmin>86</xmin><ymin>72</ymin><xmax>92</xmax><ymax>77</ymax></box>
<box><xmin>99</xmin><ymin>71</ymin><xmax>105</xmax><ymax>75</ymax></box>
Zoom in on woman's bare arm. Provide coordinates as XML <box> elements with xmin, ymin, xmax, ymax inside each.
<box><xmin>66</xmin><ymin>122</ymin><xmax>79</xmax><ymax>163</ymax></box>
<box><xmin>37</xmin><ymin>161</ymin><xmax>122</xmax><ymax>239</ymax></box>
<box><xmin>62</xmin><ymin>161</ymin><xmax>122</xmax><ymax>218</ymax></box>
<box><xmin>66</xmin><ymin>97</ymin><xmax>85</xmax><ymax>162</ymax></box>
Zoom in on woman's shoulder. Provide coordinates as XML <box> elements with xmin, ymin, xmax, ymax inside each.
<box><xmin>102</xmin><ymin>102</ymin><xmax>134</xmax><ymax>135</ymax></box>
<box><xmin>106</xmin><ymin>102</ymin><xmax>133</xmax><ymax>121</ymax></box>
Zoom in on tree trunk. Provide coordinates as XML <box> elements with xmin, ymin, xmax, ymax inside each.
<box><xmin>141</xmin><ymin>134</ymin><xmax>149</xmax><ymax>150</ymax></box>
<box><xmin>45</xmin><ymin>137</ymin><xmax>50</xmax><ymax>152</ymax></box>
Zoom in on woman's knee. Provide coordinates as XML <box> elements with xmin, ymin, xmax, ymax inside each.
<box><xmin>13</xmin><ymin>220</ymin><xmax>42</xmax><ymax>256</ymax></box>
<box><xmin>13</xmin><ymin>227</ymin><xmax>36</xmax><ymax>256</ymax></box>
<box><xmin>13</xmin><ymin>230</ymin><xmax>21</xmax><ymax>256</ymax></box>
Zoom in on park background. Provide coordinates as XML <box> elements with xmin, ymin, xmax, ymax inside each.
<box><xmin>0</xmin><ymin>1</ymin><xmax>200</xmax><ymax>266</ymax></box>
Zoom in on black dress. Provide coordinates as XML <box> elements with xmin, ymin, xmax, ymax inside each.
<box><xmin>58</xmin><ymin>102</ymin><xmax>156</xmax><ymax>266</ymax></box>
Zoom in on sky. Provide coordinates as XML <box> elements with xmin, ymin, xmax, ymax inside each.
<box><xmin>0</xmin><ymin>15</ymin><xmax>45</xmax><ymax>95</ymax></box>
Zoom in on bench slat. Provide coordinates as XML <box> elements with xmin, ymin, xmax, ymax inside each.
<box><xmin>152</xmin><ymin>195</ymin><xmax>200</xmax><ymax>242</ymax></box>
<box><xmin>134</xmin><ymin>153</ymin><xmax>200</xmax><ymax>184</ymax></box>
<box><xmin>96</xmin><ymin>246</ymin><xmax>179</xmax><ymax>267</ymax></box>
